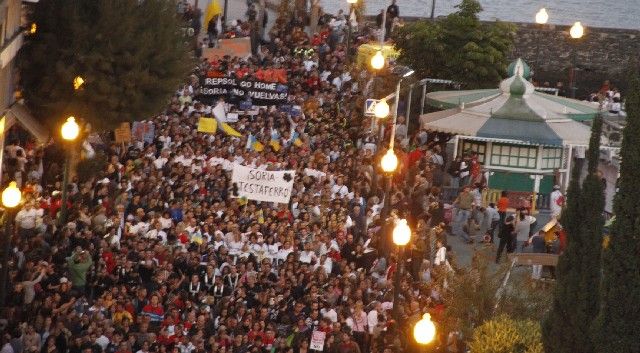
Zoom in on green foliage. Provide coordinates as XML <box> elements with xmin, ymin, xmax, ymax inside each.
<box><xmin>392</xmin><ymin>0</ymin><xmax>515</xmax><ymax>88</ymax></box>
<box><xmin>468</xmin><ymin>315</ymin><xmax>544</xmax><ymax>353</ymax></box>
<box><xmin>442</xmin><ymin>250</ymin><xmax>552</xmax><ymax>340</ymax></box>
<box><xmin>20</xmin><ymin>0</ymin><xmax>194</xmax><ymax>131</ymax></box>
<box><xmin>543</xmin><ymin>115</ymin><xmax>605</xmax><ymax>353</ymax></box>
<box><xmin>592</xmin><ymin>70</ymin><xmax>640</xmax><ymax>353</ymax></box>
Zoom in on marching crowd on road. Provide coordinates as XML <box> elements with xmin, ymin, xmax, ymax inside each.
<box><xmin>0</xmin><ymin>2</ymin><xmax>568</xmax><ymax>353</ymax></box>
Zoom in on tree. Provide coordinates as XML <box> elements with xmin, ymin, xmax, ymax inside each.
<box><xmin>542</xmin><ymin>112</ymin><xmax>605</xmax><ymax>353</ymax></box>
<box><xmin>591</xmin><ymin>71</ymin><xmax>640</xmax><ymax>353</ymax></box>
<box><xmin>468</xmin><ymin>315</ymin><xmax>544</xmax><ymax>353</ymax></box>
<box><xmin>20</xmin><ymin>0</ymin><xmax>194</xmax><ymax>131</ymax></box>
<box><xmin>392</xmin><ymin>0</ymin><xmax>515</xmax><ymax>89</ymax></box>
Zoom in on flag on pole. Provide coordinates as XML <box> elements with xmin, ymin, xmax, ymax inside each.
<box><xmin>205</xmin><ymin>0</ymin><xmax>223</xmax><ymax>27</ymax></box>
<box><xmin>197</xmin><ymin>117</ymin><xmax>218</xmax><ymax>133</ymax></box>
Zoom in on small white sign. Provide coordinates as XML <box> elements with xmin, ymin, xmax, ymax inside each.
<box><xmin>310</xmin><ymin>330</ymin><xmax>326</xmax><ymax>351</ymax></box>
<box><xmin>364</xmin><ymin>99</ymin><xmax>381</xmax><ymax>116</ymax></box>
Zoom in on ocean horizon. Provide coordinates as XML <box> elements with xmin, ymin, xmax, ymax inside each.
<box><xmin>318</xmin><ymin>0</ymin><xmax>640</xmax><ymax>30</ymax></box>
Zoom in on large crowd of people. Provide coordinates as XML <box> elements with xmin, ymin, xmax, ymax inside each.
<box><xmin>0</xmin><ymin>2</ymin><xmax>567</xmax><ymax>353</ymax></box>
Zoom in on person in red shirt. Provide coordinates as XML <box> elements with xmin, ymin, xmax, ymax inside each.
<box><xmin>497</xmin><ymin>190</ymin><xmax>509</xmax><ymax>225</ymax></box>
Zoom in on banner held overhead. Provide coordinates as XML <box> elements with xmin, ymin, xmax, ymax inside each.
<box><xmin>231</xmin><ymin>165</ymin><xmax>295</xmax><ymax>204</ymax></box>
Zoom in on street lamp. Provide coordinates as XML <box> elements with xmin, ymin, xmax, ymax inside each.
<box><xmin>392</xmin><ymin>218</ymin><xmax>411</xmax><ymax>323</ymax></box>
<box><xmin>374</xmin><ymin>99</ymin><xmax>390</xmax><ymax>119</ymax></box>
<box><xmin>381</xmin><ymin>148</ymin><xmax>398</xmax><ymax>173</ymax></box>
<box><xmin>345</xmin><ymin>0</ymin><xmax>358</xmax><ymax>62</ymax></box>
<box><xmin>569</xmin><ymin>21</ymin><xmax>585</xmax><ymax>98</ymax></box>
<box><xmin>371</xmin><ymin>50</ymin><xmax>385</xmax><ymax>70</ymax></box>
<box><xmin>392</xmin><ymin>218</ymin><xmax>411</xmax><ymax>246</ymax></box>
<box><xmin>535</xmin><ymin>8</ymin><xmax>548</xmax><ymax>24</ymax></box>
<box><xmin>534</xmin><ymin>8</ymin><xmax>549</xmax><ymax>71</ymax></box>
<box><xmin>59</xmin><ymin>116</ymin><xmax>80</xmax><ymax>225</ymax></box>
<box><xmin>570</xmin><ymin>21</ymin><xmax>584</xmax><ymax>39</ymax></box>
<box><xmin>389</xmin><ymin>66</ymin><xmax>415</xmax><ymax>150</ymax></box>
<box><xmin>0</xmin><ymin>181</ymin><xmax>22</xmax><ymax>307</ymax></box>
<box><xmin>414</xmin><ymin>313</ymin><xmax>437</xmax><ymax>345</ymax></box>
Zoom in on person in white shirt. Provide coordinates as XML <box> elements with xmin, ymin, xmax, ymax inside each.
<box><xmin>367</xmin><ymin>302</ymin><xmax>382</xmax><ymax>335</ymax></box>
<box><xmin>153</xmin><ymin>149</ymin><xmax>170</xmax><ymax>170</ymax></box>
<box><xmin>331</xmin><ymin>177</ymin><xmax>349</xmax><ymax>199</ymax></box>
<box><xmin>15</xmin><ymin>201</ymin><xmax>41</xmax><ymax>238</ymax></box>
<box><xmin>434</xmin><ymin>240</ymin><xmax>447</xmax><ymax>267</ymax></box>
<box><xmin>298</xmin><ymin>242</ymin><xmax>318</xmax><ymax>264</ymax></box>
<box><xmin>550</xmin><ymin>185</ymin><xmax>564</xmax><ymax>218</ymax></box>
<box><xmin>144</xmin><ymin>222</ymin><xmax>167</xmax><ymax>244</ymax></box>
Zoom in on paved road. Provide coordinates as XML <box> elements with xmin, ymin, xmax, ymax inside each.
<box><xmin>447</xmin><ymin>210</ymin><xmax>553</xmax><ymax>268</ymax></box>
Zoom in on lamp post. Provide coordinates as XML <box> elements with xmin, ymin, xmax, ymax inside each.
<box><xmin>390</xmin><ymin>66</ymin><xmax>415</xmax><ymax>150</ymax></box>
<box><xmin>392</xmin><ymin>218</ymin><xmax>411</xmax><ymax>324</ymax></box>
<box><xmin>59</xmin><ymin>116</ymin><xmax>80</xmax><ymax>225</ymax></box>
<box><xmin>0</xmin><ymin>181</ymin><xmax>22</xmax><ymax>307</ymax></box>
<box><xmin>569</xmin><ymin>21</ymin><xmax>584</xmax><ymax>98</ymax></box>
<box><xmin>346</xmin><ymin>0</ymin><xmax>358</xmax><ymax>62</ymax></box>
<box><xmin>414</xmin><ymin>313</ymin><xmax>437</xmax><ymax>348</ymax></box>
<box><xmin>534</xmin><ymin>8</ymin><xmax>548</xmax><ymax>70</ymax></box>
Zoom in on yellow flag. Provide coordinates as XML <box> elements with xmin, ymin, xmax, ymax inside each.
<box><xmin>269</xmin><ymin>139</ymin><xmax>281</xmax><ymax>151</ymax></box>
<box><xmin>204</xmin><ymin>0</ymin><xmax>223</xmax><ymax>26</ymax></box>
<box><xmin>197</xmin><ymin>117</ymin><xmax>217</xmax><ymax>133</ymax></box>
<box><xmin>253</xmin><ymin>141</ymin><xmax>265</xmax><ymax>152</ymax></box>
<box><xmin>293</xmin><ymin>138</ymin><xmax>303</xmax><ymax>147</ymax></box>
<box><xmin>221</xmin><ymin>122</ymin><xmax>242</xmax><ymax>137</ymax></box>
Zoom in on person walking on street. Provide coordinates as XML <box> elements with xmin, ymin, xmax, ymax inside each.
<box><xmin>529</xmin><ymin>230</ymin><xmax>546</xmax><ymax>280</ymax></box>
<box><xmin>496</xmin><ymin>215</ymin><xmax>515</xmax><ymax>263</ymax></box>
<box><xmin>452</xmin><ymin>186</ymin><xmax>474</xmax><ymax>244</ymax></box>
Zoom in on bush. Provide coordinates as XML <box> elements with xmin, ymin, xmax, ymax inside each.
<box><xmin>468</xmin><ymin>315</ymin><xmax>544</xmax><ymax>353</ymax></box>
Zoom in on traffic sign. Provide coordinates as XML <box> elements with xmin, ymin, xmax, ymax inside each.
<box><xmin>365</xmin><ymin>99</ymin><xmax>381</xmax><ymax>116</ymax></box>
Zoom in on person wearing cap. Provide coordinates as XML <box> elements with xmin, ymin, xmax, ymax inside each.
<box><xmin>550</xmin><ymin>185</ymin><xmax>565</xmax><ymax>218</ymax></box>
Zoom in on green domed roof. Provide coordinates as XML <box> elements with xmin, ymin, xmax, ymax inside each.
<box><xmin>507</xmin><ymin>58</ymin><xmax>532</xmax><ymax>80</ymax></box>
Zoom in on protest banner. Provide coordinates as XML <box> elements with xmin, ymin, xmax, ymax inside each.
<box><xmin>132</xmin><ymin>121</ymin><xmax>155</xmax><ymax>144</ymax></box>
<box><xmin>231</xmin><ymin>165</ymin><xmax>295</xmax><ymax>204</ymax></box>
<box><xmin>310</xmin><ymin>330</ymin><xmax>326</xmax><ymax>351</ymax></box>
<box><xmin>196</xmin><ymin>77</ymin><xmax>289</xmax><ymax>106</ymax></box>
<box><xmin>114</xmin><ymin>122</ymin><xmax>132</xmax><ymax>143</ymax></box>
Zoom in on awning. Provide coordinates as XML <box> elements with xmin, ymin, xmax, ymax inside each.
<box><xmin>4</xmin><ymin>103</ymin><xmax>49</xmax><ymax>144</ymax></box>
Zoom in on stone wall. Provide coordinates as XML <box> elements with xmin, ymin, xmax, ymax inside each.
<box><xmin>510</xmin><ymin>22</ymin><xmax>640</xmax><ymax>94</ymax></box>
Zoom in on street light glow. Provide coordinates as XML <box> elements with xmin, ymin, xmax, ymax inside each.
<box><xmin>570</xmin><ymin>21</ymin><xmax>584</xmax><ymax>39</ymax></box>
<box><xmin>392</xmin><ymin>218</ymin><xmax>411</xmax><ymax>246</ymax></box>
<box><xmin>414</xmin><ymin>313</ymin><xmax>436</xmax><ymax>344</ymax></box>
<box><xmin>374</xmin><ymin>99</ymin><xmax>390</xmax><ymax>118</ymax></box>
<box><xmin>346</xmin><ymin>0</ymin><xmax>357</xmax><ymax>3</ymax></box>
<box><xmin>535</xmin><ymin>8</ymin><xmax>549</xmax><ymax>24</ymax></box>
<box><xmin>381</xmin><ymin>148</ymin><xmax>398</xmax><ymax>173</ymax></box>
<box><xmin>61</xmin><ymin>116</ymin><xmax>80</xmax><ymax>141</ymax></box>
<box><xmin>2</xmin><ymin>182</ymin><xmax>22</xmax><ymax>208</ymax></box>
<box><xmin>371</xmin><ymin>50</ymin><xmax>385</xmax><ymax>70</ymax></box>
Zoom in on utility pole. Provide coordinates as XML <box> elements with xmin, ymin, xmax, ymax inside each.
<box><xmin>430</xmin><ymin>0</ymin><xmax>436</xmax><ymax>19</ymax></box>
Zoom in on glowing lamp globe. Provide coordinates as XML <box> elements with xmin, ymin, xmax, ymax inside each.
<box><xmin>414</xmin><ymin>313</ymin><xmax>436</xmax><ymax>345</ymax></box>
<box><xmin>371</xmin><ymin>50</ymin><xmax>385</xmax><ymax>70</ymax></box>
<box><xmin>61</xmin><ymin>117</ymin><xmax>80</xmax><ymax>141</ymax></box>
<box><xmin>380</xmin><ymin>149</ymin><xmax>398</xmax><ymax>173</ymax></box>
<box><xmin>2</xmin><ymin>182</ymin><xmax>22</xmax><ymax>208</ymax></box>
<box><xmin>570</xmin><ymin>21</ymin><xmax>584</xmax><ymax>39</ymax></box>
<box><xmin>346</xmin><ymin>0</ymin><xmax>357</xmax><ymax>3</ymax></box>
<box><xmin>374</xmin><ymin>100</ymin><xmax>390</xmax><ymax>119</ymax></box>
<box><xmin>535</xmin><ymin>8</ymin><xmax>548</xmax><ymax>24</ymax></box>
<box><xmin>392</xmin><ymin>219</ymin><xmax>411</xmax><ymax>246</ymax></box>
